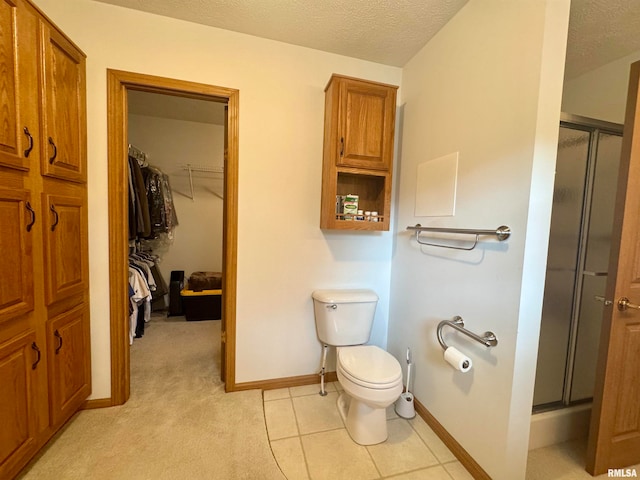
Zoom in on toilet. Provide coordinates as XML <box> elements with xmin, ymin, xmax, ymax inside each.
<box><xmin>312</xmin><ymin>289</ymin><xmax>403</xmax><ymax>445</ymax></box>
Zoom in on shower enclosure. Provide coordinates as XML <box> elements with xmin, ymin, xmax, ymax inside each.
<box><xmin>533</xmin><ymin>113</ymin><xmax>623</xmax><ymax>411</ymax></box>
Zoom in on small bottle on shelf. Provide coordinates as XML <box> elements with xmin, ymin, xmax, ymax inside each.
<box><xmin>370</xmin><ymin>211</ymin><xmax>378</xmax><ymax>222</ymax></box>
<box><xmin>364</xmin><ymin>211</ymin><xmax>371</xmax><ymax>222</ymax></box>
<box><xmin>356</xmin><ymin>210</ymin><xmax>364</xmax><ymax>221</ymax></box>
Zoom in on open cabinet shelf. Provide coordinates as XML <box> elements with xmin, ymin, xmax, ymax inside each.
<box><xmin>319</xmin><ymin>74</ymin><xmax>398</xmax><ymax>232</ymax></box>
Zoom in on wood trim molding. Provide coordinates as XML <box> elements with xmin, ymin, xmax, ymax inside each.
<box><xmin>413</xmin><ymin>397</ymin><xmax>491</xmax><ymax>480</ymax></box>
<box><xmin>107</xmin><ymin>70</ymin><xmax>130</xmax><ymax>405</ymax></box>
<box><xmin>107</xmin><ymin>69</ymin><xmax>239</xmax><ymax>404</ymax></box>
<box><xmin>81</xmin><ymin>398</ymin><xmax>114</xmax><ymax>410</ymax></box>
<box><xmin>235</xmin><ymin>372</ymin><xmax>338</xmax><ymax>392</ymax></box>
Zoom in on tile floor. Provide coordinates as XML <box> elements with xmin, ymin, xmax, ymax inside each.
<box><xmin>263</xmin><ymin>382</ymin><xmax>471</xmax><ymax>480</ymax></box>
<box><xmin>263</xmin><ymin>382</ymin><xmax>639</xmax><ymax>480</ymax></box>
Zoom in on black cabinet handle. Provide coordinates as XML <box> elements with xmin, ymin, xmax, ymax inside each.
<box><xmin>24</xmin><ymin>127</ymin><xmax>33</xmax><ymax>158</ymax></box>
<box><xmin>31</xmin><ymin>342</ymin><xmax>41</xmax><ymax>369</ymax></box>
<box><xmin>26</xmin><ymin>201</ymin><xmax>36</xmax><ymax>232</ymax></box>
<box><xmin>50</xmin><ymin>204</ymin><xmax>59</xmax><ymax>231</ymax></box>
<box><xmin>340</xmin><ymin>137</ymin><xmax>344</xmax><ymax>156</ymax></box>
<box><xmin>48</xmin><ymin>137</ymin><xmax>57</xmax><ymax>164</ymax></box>
<box><xmin>54</xmin><ymin>330</ymin><xmax>63</xmax><ymax>354</ymax></box>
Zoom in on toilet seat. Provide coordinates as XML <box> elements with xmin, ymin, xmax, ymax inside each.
<box><xmin>337</xmin><ymin>345</ymin><xmax>402</xmax><ymax>389</ymax></box>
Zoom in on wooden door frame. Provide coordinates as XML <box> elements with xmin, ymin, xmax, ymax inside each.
<box><xmin>586</xmin><ymin>60</ymin><xmax>640</xmax><ymax>474</ymax></box>
<box><xmin>106</xmin><ymin>69</ymin><xmax>239</xmax><ymax>405</ymax></box>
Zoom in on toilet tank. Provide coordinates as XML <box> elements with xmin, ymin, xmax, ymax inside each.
<box><xmin>312</xmin><ymin>289</ymin><xmax>378</xmax><ymax>346</ymax></box>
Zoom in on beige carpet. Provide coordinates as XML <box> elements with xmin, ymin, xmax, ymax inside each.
<box><xmin>19</xmin><ymin>316</ymin><xmax>285</xmax><ymax>480</ymax></box>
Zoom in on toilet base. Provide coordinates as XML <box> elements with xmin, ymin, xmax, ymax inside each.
<box><xmin>337</xmin><ymin>392</ymin><xmax>388</xmax><ymax>445</ymax></box>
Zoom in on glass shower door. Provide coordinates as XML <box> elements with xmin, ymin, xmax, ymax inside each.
<box><xmin>570</xmin><ymin>132</ymin><xmax>622</xmax><ymax>402</ymax></box>
<box><xmin>533</xmin><ymin>119</ymin><xmax>623</xmax><ymax>410</ymax></box>
<box><xmin>533</xmin><ymin>126</ymin><xmax>590</xmax><ymax>408</ymax></box>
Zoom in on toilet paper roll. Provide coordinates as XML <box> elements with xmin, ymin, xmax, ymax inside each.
<box><xmin>444</xmin><ymin>346</ymin><xmax>472</xmax><ymax>373</ymax></box>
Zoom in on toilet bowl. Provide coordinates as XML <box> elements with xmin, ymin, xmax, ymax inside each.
<box><xmin>336</xmin><ymin>345</ymin><xmax>403</xmax><ymax>445</ymax></box>
<box><xmin>311</xmin><ymin>289</ymin><xmax>403</xmax><ymax>445</ymax></box>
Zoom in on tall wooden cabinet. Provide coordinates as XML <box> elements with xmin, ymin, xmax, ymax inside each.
<box><xmin>0</xmin><ymin>0</ymin><xmax>90</xmax><ymax>478</ymax></box>
<box><xmin>320</xmin><ymin>74</ymin><xmax>398</xmax><ymax>231</ymax></box>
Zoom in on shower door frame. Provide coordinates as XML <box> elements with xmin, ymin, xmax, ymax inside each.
<box><xmin>560</xmin><ymin>114</ymin><xmax>623</xmax><ymax>407</ymax></box>
<box><xmin>535</xmin><ymin>114</ymin><xmax>623</xmax><ymax>411</ymax></box>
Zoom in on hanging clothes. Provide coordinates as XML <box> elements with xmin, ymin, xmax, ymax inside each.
<box><xmin>128</xmin><ymin>265</ymin><xmax>151</xmax><ymax>344</ymax></box>
<box><xmin>128</xmin><ymin>155</ymin><xmax>152</xmax><ymax>240</ymax></box>
<box><xmin>142</xmin><ymin>166</ymin><xmax>178</xmax><ymax>238</ymax></box>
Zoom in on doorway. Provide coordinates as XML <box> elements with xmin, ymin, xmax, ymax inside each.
<box><xmin>533</xmin><ymin>114</ymin><xmax>623</xmax><ymax>412</ymax></box>
<box><xmin>107</xmin><ymin>70</ymin><xmax>239</xmax><ymax>404</ymax></box>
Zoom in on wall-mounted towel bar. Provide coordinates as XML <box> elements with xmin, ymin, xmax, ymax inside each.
<box><xmin>406</xmin><ymin>224</ymin><xmax>511</xmax><ymax>250</ymax></box>
<box><xmin>437</xmin><ymin>316</ymin><xmax>498</xmax><ymax>351</ymax></box>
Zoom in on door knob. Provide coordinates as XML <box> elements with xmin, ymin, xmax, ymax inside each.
<box><xmin>617</xmin><ymin>297</ymin><xmax>640</xmax><ymax>311</ymax></box>
<box><xmin>594</xmin><ymin>295</ymin><xmax>613</xmax><ymax>306</ymax></box>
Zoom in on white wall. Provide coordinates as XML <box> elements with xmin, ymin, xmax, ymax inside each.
<box><xmin>389</xmin><ymin>1</ymin><xmax>570</xmax><ymax>479</ymax></box>
<box><xmin>34</xmin><ymin>0</ymin><xmax>402</xmax><ymax>396</ymax></box>
<box><xmin>562</xmin><ymin>50</ymin><xmax>640</xmax><ymax>124</ymax></box>
<box><xmin>128</xmin><ymin>113</ymin><xmax>224</xmax><ymax>288</ymax></box>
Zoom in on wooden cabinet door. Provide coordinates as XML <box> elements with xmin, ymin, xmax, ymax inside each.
<box><xmin>0</xmin><ymin>331</ymin><xmax>38</xmax><ymax>479</ymax></box>
<box><xmin>0</xmin><ymin>0</ymin><xmax>38</xmax><ymax>172</ymax></box>
<box><xmin>336</xmin><ymin>79</ymin><xmax>396</xmax><ymax>171</ymax></box>
<box><xmin>47</xmin><ymin>305</ymin><xmax>90</xmax><ymax>426</ymax></box>
<box><xmin>41</xmin><ymin>190</ymin><xmax>87</xmax><ymax>306</ymax></box>
<box><xmin>40</xmin><ymin>23</ymin><xmax>86</xmax><ymax>183</ymax></box>
<box><xmin>0</xmin><ymin>187</ymin><xmax>34</xmax><ymax>324</ymax></box>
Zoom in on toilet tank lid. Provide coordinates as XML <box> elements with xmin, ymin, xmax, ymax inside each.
<box><xmin>312</xmin><ymin>289</ymin><xmax>378</xmax><ymax>303</ymax></box>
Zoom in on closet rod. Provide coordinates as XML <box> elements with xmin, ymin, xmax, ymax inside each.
<box><xmin>181</xmin><ymin>164</ymin><xmax>224</xmax><ymax>201</ymax></box>
<box><xmin>128</xmin><ymin>144</ymin><xmax>147</xmax><ymax>163</ymax></box>
<box><xmin>180</xmin><ymin>164</ymin><xmax>224</xmax><ymax>173</ymax></box>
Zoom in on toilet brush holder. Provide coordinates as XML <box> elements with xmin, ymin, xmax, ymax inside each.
<box><xmin>394</xmin><ymin>391</ymin><xmax>415</xmax><ymax>419</ymax></box>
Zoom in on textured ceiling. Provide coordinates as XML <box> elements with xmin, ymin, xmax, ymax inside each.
<box><xmin>92</xmin><ymin>0</ymin><xmax>640</xmax><ymax>78</ymax></box>
<box><xmin>90</xmin><ymin>0</ymin><xmax>468</xmax><ymax>67</ymax></box>
<box><xmin>565</xmin><ymin>0</ymin><xmax>640</xmax><ymax>79</ymax></box>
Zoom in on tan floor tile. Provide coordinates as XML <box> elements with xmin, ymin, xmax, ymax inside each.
<box><xmin>527</xmin><ymin>438</ymin><xmax>640</xmax><ymax>480</ymax></box>
<box><xmin>333</xmin><ymin>381</ymin><xmax>343</xmax><ymax>392</ymax></box>
<box><xmin>264</xmin><ymin>388</ymin><xmax>290</xmax><ymax>401</ymax></box>
<box><xmin>386</xmin><ymin>465</ymin><xmax>453</xmax><ymax>479</ymax></box>
<box><xmin>443</xmin><ymin>461</ymin><xmax>474</xmax><ymax>480</ymax></box>
<box><xmin>290</xmin><ymin>383</ymin><xmax>335</xmax><ymax>397</ymax></box>
<box><xmin>409</xmin><ymin>416</ymin><xmax>456</xmax><ymax>463</ymax></box>
<box><xmin>367</xmin><ymin>419</ymin><xmax>439</xmax><ymax>477</ymax></box>
<box><xmin>264</xmin><ymin>398</ymin><xmax>299</xmax><ymax>440</ymax></box>
<box><xmin>387</xmin><ymin>405</ymin><xmax>400</xmax><ymax>419</ymax></box>
<box><xmin>301</xmin><ymin>429</ymin><xmax>380</xmax><ymax>480</ymax></box>
<box><xmin>292</xmin><ymin>391</ymin><xmax>344</xmax><ymax>434</ymax></box>
<box><xmin>270</xmin><ymin>437</ymin><xmax>309</xmax><ymax>480</ymax></box>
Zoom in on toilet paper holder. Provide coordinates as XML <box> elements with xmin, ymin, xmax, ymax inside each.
<box><xmin>437</xmin><ymin>316</ymin><xmax>498</xmax><ymax>351</ymax></box>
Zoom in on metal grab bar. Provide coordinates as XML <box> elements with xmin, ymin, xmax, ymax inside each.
<box><xmin>437</xmin><ymin>316</ymin><xmax>498</xmax><ymax>351</ymax></box>
<box><xmin>407</xmin><ymin>224</ymin><xmax>511</xmax><ymax>251</ymax></box>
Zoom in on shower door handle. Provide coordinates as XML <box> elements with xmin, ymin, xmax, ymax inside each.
<box><xmin>617</xmin><ymin>297</ymin><xmax>640</xmax><ymax>311</ymax></box>
<box><xmin>594</xmin><ymin>295</ymin><xmax>612</xmax><ymax>306</ymax></box>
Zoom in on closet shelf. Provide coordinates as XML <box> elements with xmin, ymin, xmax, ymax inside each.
<box><xmin>181</xmin><ymin>164</ymin><xmax>224</xmax><ymax>201</ymax></box>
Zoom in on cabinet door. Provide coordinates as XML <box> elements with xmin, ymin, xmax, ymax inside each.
<box><xmin>41</xmin><ymin>191</ymin><xmax>87</xmax><ymax>306</ymax></box>
<box><xmin>47</xmin><ymin>305</ymin><xmax>90</xmax><ymax>426</ymax></box>
<box><xmin>0</xmin><ymin>331</ymin><xmax>38</xmax><ymax>479</ymax></box>
<box><xmin>0</xmin><ymin>188</ymin><xmax>34</xmax><ymax>324</ymax></box>
<box><xmin>337</xmin><ymin>79</ymin><xmax>396</xmax><ymax>171</ymax></box>
<box><xmin>0</xmin><ymin>0</ymin><xmax>38</xmax><ymax>172</ymax></box>
<box><xmin>40</xmin><ymin>23</ymin><xmax>86</xmax><ymax>183</ymax></box>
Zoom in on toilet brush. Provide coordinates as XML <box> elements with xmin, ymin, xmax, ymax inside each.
<box><xmin>395</xmin><ymin>348</ymin><xmax>416</xmax><ymax>419</ymax></box>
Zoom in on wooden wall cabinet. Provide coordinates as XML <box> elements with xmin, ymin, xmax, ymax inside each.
<box><xmin>320</xmin><ymin>74</ymin><xmax>398</xmax><ymax>231</ymax></box>
<box><xmin>0</xmin><ymin>0</ymin><xmax>89</xmax><ymax>478</ymax></box>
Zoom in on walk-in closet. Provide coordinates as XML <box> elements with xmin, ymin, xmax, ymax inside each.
<box><xmin>126</xmin><ymin>90</ymin><xmax>226</xmax><ymax>386</ymax></box>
